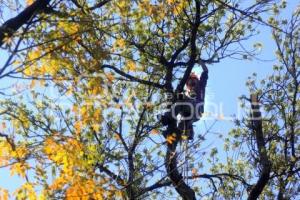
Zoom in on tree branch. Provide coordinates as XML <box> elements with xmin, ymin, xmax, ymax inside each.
<box><xmin>0</xmin><ymin>0</ymin><xmax>51</xmax><ymax>47</ymax></box>
<box><xmin>176</xmin><ymin>0</ymin><xmax>202</xmax><ymax>93</ymax></box>
<box><xmin>96</xmin><ymin>163</ymin><xmax>125</xmax><ymax>186</ymax></box>
<box><xmin>248</xmin><ymin>93</ymin><xmax>271</xmax><ymax>200</ymax></box>
<box><xmin>90</xmin><ymin>0</ymin><xmax>111</xmax><ymax>10</ymax></box>
<box><xmin>101</xmin><ymin>64</ymin><xmax>165</xmax><ymax>89</ymax></box>
<box><xmin>138</xmin><ymin>180</ymin><xmax>172</xmax><ymax>197</ymax></box>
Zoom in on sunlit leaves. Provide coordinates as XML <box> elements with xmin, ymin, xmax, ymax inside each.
<box><xmin>105</xmin><ymin>73</ymin><xmax>115</xmax><ymax>83</ymax></box>
<box><xmin>114</xmin><ymin>38</ymin><xmax>126</xmax><ymax>49</ymax></box>
<box><xmin>57</xmin><ymin>21</ymin><xmax>79</xmax><ymax>35</ymax></box>
<box><xmin>0</xmin><ymin>141</ymin><xmax>12</xmax><ymax>166</ymax></box>
<box><xmin>0</xmin><ymin>188</ymin><xmax>9</xmax><ymax>200</ymax></box>
<box><xmin>125</xmin><ymin>60</ymin><xmax>137</xmax><ymax>72</ymax></box>
<box><xmin>43</xmin><ymin>137</ymin><xmax>85</xmax><ymax>175</ymax></box>
<box><xmin>10</xmin><ymin>162</ymin><xmax>29</xmax><ymax>178</ymax></box>
<box><xmin>166</xmin><ymin>0</ymin><xmax>188</xmax><ymax>16</ymax></box>
<box><xmin>14</xmin><ymin>183</ymin><xmax>37</xmax><ymax>200</ymax></box>
<box><xmin>116</xmin><ymin>0</ymin><xmax>131</xmax><ymax>17</ymax></box>
<box><xmin>65</xmin><ymin>178</ymin><xmax>105</xmax><ymax>200</ymax></box>
<box><xmin>86</xmin><ymin>77</ymin><xmax>103</xmax><ymax>96</ymax></box>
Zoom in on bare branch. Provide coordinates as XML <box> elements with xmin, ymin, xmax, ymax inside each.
<box><xmin>101</xmin><ymin>64</ymin><xmax>165</xmax><ymax>89</ymax></box>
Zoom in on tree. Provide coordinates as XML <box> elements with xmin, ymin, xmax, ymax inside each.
<box><xmin>228</xmin><ymin>8</ymin><xmax>300</xmax><ymax>199</ymax></box>
<box><xmin>0</xmin><ymin>0</ymin><xmax>298</xmax><ymax>200</ymax></box>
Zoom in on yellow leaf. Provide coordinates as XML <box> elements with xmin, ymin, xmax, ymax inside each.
<box><xmin>0</xmin><ymin>142</ymin><xmax>11</xmax><ymax>166</ymax></box>
<box><xmin>18</xmin><ymin>111</ymin><xmax>30</xmax><ymax>129</ymax></box>
<box><xmin>150</xmin><ymin>129</ymin><xmax>159</xmax><ymax>135</ymax></box>
<box><xmin>28</xmin><ymin>50</ymin><xmax>41</xmax><ymax>61</ymax></box>
<box><xmin>13</xmin><ymin>60</ymin><xmax>21</xmax><ymax>65</ymax></box>
<box><xmin>92</xmin><ymin>124</ymin><xmax>100</xmax><ymax>132</ymax></box>
<box><xmin>181</xmin><ymin>135</ymin><xmax>188</xmax><ymax>140</ymax></box>
<box><xmin>39</xmin><ymin>191</ymin><xmax>47</xmax><ymax>200</ymax></box>
<box><xmin>0</xmin><ymin>188</ymin><xmax>9</xmax><ymax>200</ymax></box>
<box><xmin>30</xmin><ymin>80</ymin><xmax>36</xmax><ymax>89</ymax></box>
<box><xmin>114</xmin><ymin>134</ymin><xmax>121</xmax><ymax>140</ymax></box>
<box><xmin>26</xmin><ymin>0</ymin><xmax>34</xmax><ymax>5</ymax></box>
<box><xmin>138</xmin><ymin>0</ymin><xmax>151</xmax><ymax>13</ymax></box>
<box><xmin>72</xmin><ymin>105</ymin><xmax>78</xmax><ymax>113</ymax></box>
<box><xmin>115</xmin><ymin>103</ymin><xmax>122</xmax><ymax>109</ymax></box>
<box><xmin>66</xmin><ymin>86</ymin><xmax>73</xmax><ymax>95</ymax></box>
<box><xmin>116</xmin><ymin>0</ymin><xmax>130</xmax><ymax>16</ymax></box>
<box><xmin>74</xmin><ymin>121</ymin><xmax>82</xmax><ymax>134</ymax></box>
<box><xmin>39</xmin><ymin>79</ymin><xmax>46</xmax><ymax>87</ymax></box>
<box><xmin>39</xmin><ymin>65</ymin><xmax>47</xmax><ymax>74</ymax></box>
<box><xmin>167</xmin><ymin>0</ymin><xmax>176</xmax><ymax>4</ymax></box>
<box><xmin>80</xmin><ymin>106</ymin><xmax>87</xmax><ymax>116</ymax></box>
<box><xmin>126</xmin><ymin>61</ymin><xmax>136</xmax><ymax>72</ymax></box>
<box><xmin>49</xmin><ymin>176</ymin><xmax>67</xmax><ymax>190</ymax></box>
<box><xmin>58</xmin><ymin>21</ymin><xmax>79</xmax><ymax>34</ymax></box>
<box><xmin>167</xmin><ymin>0</ymin><xmax>187</xmax><ymax>15</ymax></box>
<box><xmin>14</xmin><ymin>183</ymin><xmax>37</xmax><ymax>200</ymax></box>
<box><xmin>93</xmin><ymin>109</ymin><xmax>102</xmax><ymax>121</ymax></box>
<box><xmin>2</xmin><ymin>37</ymin><xmax>12</xmax><ymax>45</ymax></box>
<box><xmin>12</xmin><ymin>145</ymin><xmax>28</xmax><ymax>159</ymax></box>
<box><xmin>106</xmin><ymin>73</ymin><xmax>115</xmax><ymax>82</ymax></box>
<box><xmin>166</xmin><ymin>134</ymin><xmax>176</xmax><ymax>144</ymax></box>
<box><xmin>23</xmin><ymin>67</ymin><xmax>32</xmax><ymax>76</ymax></box>
<box><xmin>47</xmin><ymin>59</ymin><xmax>60</xmax><ymax>76</ymax></box>
<box><xmin>115</xmin><ymin>38</ymin><xmax>126</xmax><ymax>48</ymax></box>
<box><xmin>10</xmin><ymin>162</ymin><xmax>29</xmax><ymax>178</ymax></box>
<box><xmin>65</xmin><ymin>178</ymin><xmax>105</xmax><ymax>200</ymax></box>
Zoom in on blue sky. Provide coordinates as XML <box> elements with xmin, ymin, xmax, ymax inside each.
<box><xmin>0</xmin><ymin>0</ymin><xmax>298</xmax><ymax>198</ymax></box>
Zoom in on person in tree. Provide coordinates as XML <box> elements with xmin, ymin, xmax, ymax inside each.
<box><xmin>161</xmin><ymin>62</ymin><xmax>208</xmax><ymax>140</ymax></box>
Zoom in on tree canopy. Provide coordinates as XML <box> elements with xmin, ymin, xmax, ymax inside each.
<box><xmin>0</xmin><ymin>0</ymin><xmax>299</xmax><ymax>199</ymax></box>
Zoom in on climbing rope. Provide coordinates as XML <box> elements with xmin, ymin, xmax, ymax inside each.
<box><xmin>183</xmin><ymin>137</ymin><xmax>189</xmax><ymax>185</ymax></box>
<box><xmin>178</xmin><ymin>114</ymin><xmax>190</xmax><ymax>185</ymax></box>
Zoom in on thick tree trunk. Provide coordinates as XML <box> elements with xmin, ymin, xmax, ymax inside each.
<box><xmin>165</xmin><ymin>125</ymin><xmax>196</xmax><ymax>200</ymax></box>
<box><xmin>248</xmin><ymin>94</ymin><xmax>271</xmax><ymax>200</ymax></box>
